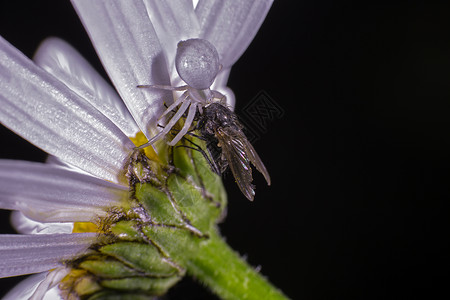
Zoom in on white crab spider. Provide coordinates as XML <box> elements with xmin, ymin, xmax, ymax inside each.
<box><xmin>137</xmin><ymin>38</ymin><xmax>226</xmax><ymax>147</ymax></box>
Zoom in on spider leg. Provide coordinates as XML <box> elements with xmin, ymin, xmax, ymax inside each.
<box><xmin>197</xmin><ymin>102</ymin><xmax>203</xmax><ymax>115</ymax></box>
<box><xmin>136</xmin><ymin>131</ymin><xmax>164</xmax><ymax>149</ymax></box>
<box><xmin>211</xmin><ymin>90</ymin><xmax>226</xmax><ymax>102</ymax></box>
<box><xmin>137</xmin><ymin>84</ymin><xmax>187</xmax><ymax>91</ymax></box>
<box><xmin>167</xmin><ymin>101</ymin><xmax>198</xmax><ymax>146</ymax></box>
<box><xmin>159</xmin><ymin>91</ymin><xmax>188</xmax><ymax>121</ymax></box>
<box><xmin>160</xmin><ymin>100</ymin><xmax>190</xmax><ymax>136</ymax></box>
<box><xmin>137</xmin><ymin>100</ymin><xmax>190</xmax><ymax>149</ymax></box>
<box><xmin>165</xmin><ymin>125</ymin><xmax>206</xmax><ymax>140</ymax></box>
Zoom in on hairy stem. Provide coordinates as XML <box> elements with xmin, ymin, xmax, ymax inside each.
<box><xmin>187</xmin><ymin>229</ymin><xmax>289</xmax><ymax>300</ymax></box>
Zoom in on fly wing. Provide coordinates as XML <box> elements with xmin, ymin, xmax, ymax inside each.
<box><xmin>216</xmin><ymin>129</ymin><xmax>256</xmax><ymax>201</ymax></box>
<box><xmin>241</xmin><ymin>137</ymin><xmax>271</xmax><ymax>186</ymax></box>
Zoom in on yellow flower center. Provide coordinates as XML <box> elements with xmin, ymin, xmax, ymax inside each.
<box><xmin>130</xmin><ymin>131</ymin><xmax>160</xmax><ymax>162</ymax></box>
<box><xmin>72</xmin><ymin>222</ymin><xmax>98</xmax><ymax>233</ymax></box>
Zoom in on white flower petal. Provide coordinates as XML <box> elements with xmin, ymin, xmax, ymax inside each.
<box><xmin>2</xmin><ymin>272</ymin><xmax>47</xmax><ymax>300</ymax></box>
<box><xmin>29</xmin><ymin>268</ymin><xmax>68</xmax><ymax>300</ymax></box>
<box><xmin>11</xmin><ymin>212</ymin><xmax>74</xmax><ymax>234</ymax></box>
<box><xmin>144</xmin><ymin>0</ymin><xmax>201</xmax><ymax>82</ymax></box>
<box><xmin>45</xmin><ymin>154</ymin><xmax>94</xmax><ymax>177</ymax></box>
<box><xmin>36</xmin><ymin>284</ymin><xmax>63</xmax><ymax>300</ymax></box>
<box><xmin>196</xmin><ymin>0</ymin><xmax>273</xmax><ymax>68</ymax></box>
<box><xmin>0</xmin><ymin>233</ymin><xmax>95</xmax><ymax>278</ymax></box>
<box><xmin>193</xmin><ymin>0</ymin><xmax>199</xmax><ymax>9</ymax></box>
<box><xmin>34</xmin><ymin>37</ymin><xmax>140</xmax><ymax>137</ymax></box>
<box><xmin>0</xmin><ymin>160</ymin><xmax>127</xmax><ymax>222</ymax></box>
<box><xmin>0</xmin><ymin>35</ymin><xmax>135</xmax><ymax>185</ymax></box>
<box><xmin>72</xmin><ymin>0</ymin><xmax>172</xmax><ymax>139</ymax></box>
<box><xmin>3</xmin><ymin>270</ymin><xmax>66</xmax><ymax>300</ymax></box>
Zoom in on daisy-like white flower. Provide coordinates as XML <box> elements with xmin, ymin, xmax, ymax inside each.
<box><xmin>0</xmin><ymin>1</ymin><xmax>283</xmax><ymax>299</ymax></box>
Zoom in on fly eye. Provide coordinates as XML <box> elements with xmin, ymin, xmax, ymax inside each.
<box><xmin>175</xmin><ymin>38</ymin><xmax>220</xmax><ymax>90</ymax></box>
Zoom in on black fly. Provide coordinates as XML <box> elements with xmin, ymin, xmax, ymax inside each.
<box><xmin>197</xmin><ymin>102</ymin><xmax>271</xmax><ymax>201</ymax></box>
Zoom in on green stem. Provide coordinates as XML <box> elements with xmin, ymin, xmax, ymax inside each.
<box><xmin>187</xmin><ymin>229</ymin><xmax>289</xmax><ymax>300</ymax></box>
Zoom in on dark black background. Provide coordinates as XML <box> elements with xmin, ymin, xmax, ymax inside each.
<box><xmin>1</xmin><ymin>1</ymin><xmax>450</xmax><ymax>299</ymax></box>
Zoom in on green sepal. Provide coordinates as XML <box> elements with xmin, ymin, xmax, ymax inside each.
<box><xmin>99</xmin><ymin>242</ymin><xmax>181</xmax><ymax>276</ymax></box>
<box><xmin>141</xmin><ymin>225</ymin><xmax>201</xmax><ymax>265</ymax></box>
<box><xmin>134</xmin><ymin>183</ymin><xmax>185</xmax><ymax>227</ymax></box>
<box><xmin>191</xmin><ymin>147</ymin><xmax>227</xmax><ymax>205</ymax></box>
<box><xmin>172</xmin><ymin>143</ymin><xmax>200</xmax><ymax>184</ymax></box>
<box><xmin>109</xmin><ymin>220</ymin><xmax>144</xmax><ymax>242</ymax></box>
<box><xmin>86</xmin><ymin>291</ymin><xmax>155</xmax><ymax>300</ymax></box>
<box><xmin>166</xmin><ymin>173</ymin><xmax>219</xmax><ymax>233</ymax></box>
<box><xmin>171</xmin><ymin>138</ymin><xmax>227</xmax><ymax>203</ymax></box>
<box><xmin>99</xmin><ymin>276</ymin><xmax>181</xmax><ymax>295</ymax></box>
<box><xmin>78</xmin><ymin>259</ymin><xmax>139</xmax><ymax>279</ymax></box>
